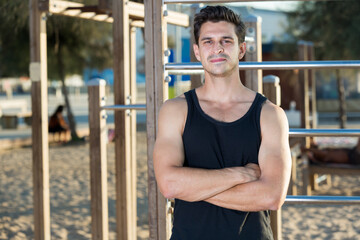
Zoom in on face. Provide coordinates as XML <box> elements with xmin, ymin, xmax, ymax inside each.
<box><xmin>193</xmin><ymin>21</ymin><xmax>246</xmax><ymax>78</ymax></box>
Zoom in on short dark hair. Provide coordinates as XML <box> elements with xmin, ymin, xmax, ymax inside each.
<box><xmin>193</xmin><ymin>6</ymin><xmax>245</xmax><ymax>45</ymax></box>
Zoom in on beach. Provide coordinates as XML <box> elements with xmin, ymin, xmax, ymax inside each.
<box><xmin>1</xmin><ymin>132</ymin><xmax>360</xmax><ymax>239</ymax></box>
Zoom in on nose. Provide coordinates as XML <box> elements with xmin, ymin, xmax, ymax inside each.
<box><xmin>214</xmin><ymin>42</ymin><xmax>224</xmax><ymax>54</ymax></box>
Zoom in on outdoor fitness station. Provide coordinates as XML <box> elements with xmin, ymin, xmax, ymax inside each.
<box><xmin>28</xmin><ymin>0</ymin><xmax>360</xmax><ymax>240</ymax></box>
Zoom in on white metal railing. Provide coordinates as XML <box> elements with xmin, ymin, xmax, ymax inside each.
<box><xmin>285</xmin><ymin>196</ymin><xmax>360</xmax><ymax>205</ymax></box>
<box><xmin>166</xmin><ymin>60</ymin><xmax>360</xmax><ymax>75</ymax></box>
<box><xmin>289</xmin><ymin>129</ymin><xmax>360</xmax><ymax>137</ymax></box>
<box><xmin>102</xmin><ymin>104</ymin><xmax>146</xmax><ymax>110</ymax></box>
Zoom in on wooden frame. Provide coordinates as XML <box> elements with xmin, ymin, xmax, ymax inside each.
<box><xmin>144</xmin><ymin>0</ymin><xmax>169</xmax><ymax>239</ymax></box>
<box><xmin>244</xmin><ymin>14</ymin><xmax>263</xmax><ymax>93</ymax></box>
<box><xmin>112</xmin><ymin>1</ymin><xmax>136</xmax><ymax>239</ymax></box>
<box><xmin>30</xmin><ymin>0</ymin><xmax>189</xmax><ymax>239</ymax></box>
<box><xmin>263</xmin><ymin>75</ymin><xmax>282</xmax><ymax>240</ymax></box>
<box><xmin>88</xmin><ymin>80</ymin><xmax>109</xmax><ymax>239</ymax></box>
<box><xmin>298</xmin><ymin>41</ymin><xmax>311</xmax><ymax>148</ymax></box>
<box><xmin>48</xmin><ymin>0</ymin><xmax>189</xmax><ymax>27</ymax></box>
<box><xmin>302</xmin><ymin>156</ymin><xmax>360</xmax><ymax>196</ymax></box>
<box><xmin>29</xmin><ymin>0</ymin><xmax>50</xmax><ymax>239</ymax></box>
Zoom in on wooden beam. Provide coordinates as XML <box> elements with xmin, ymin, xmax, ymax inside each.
<box><xmin>144</xmin><ymin>0</ymin><xmax>168</xmax><ymax>239</ymax></box>
<box><xmin>190</xmin><ymin>5</ymin><xmax>203</xmax><ymax>89</ymax></box>
<box><xmin>49</xmin><ymin>1</ymin><xmax>113</xmax><ymax>22</ymax></box>
<box><xmin>270</xmin><ymin>210</ymin><xmax>282</xmax><ymax>240</ymax></box>
<box><xmin>165</xmin><ymin>9</ymin><xmax>189</xmax><ymax>27</ymax></box>
<box><xmin>49</xmin><ymin>0</ymin><xmax>189</xmax><ymax>27</ymax></box>
<box><xmin>127</xmin><ymin>1</ymin><xmax>189</xmax><ymax>27</ymax></box>
<box><xmin>29</xmin><ymin>0</ymin><xmax>50</xmax><ymax>239</ymax></box>
<box><xmin>130</xmin><ymin>26</ymin><xmax>138</xmax><ymax>240</ymax></box>
<box><xmin>298</xmin><ymin>41</ymin><xmax>311</xmax><ymax>148</ymax></box>
<box><xmin>263</xmin><ymin>74</ymin><xmax>282</xmax><ymax>240</ymax></box>
<box><xmin>245</xmin><ymin>14</ymin><xmax>263</xmax><ymax>93</ymax></box>
<box><xmin>66</xmin><ymin>5</ymin><xmax>109</xmax><ymax>14</ymax></box>
<box><xmin>263</xmin><ymin>75</ymin><xmax>281</xmax><ymax>106</ymax></box>
<box><xmin>98</xmin><ymin>0</ymin><xmax>111</xmax><ymax>12</ymax></box>
<box><xmin>38</xmin><ymin>0</ymin><xmax>49</xmax><ymax>11</ymax></box>
<box><xmin>131</xmin><ymin>20</ymin><xmax>145</xmax><ymax>28</ymax></box>
<box><xmin>308</xmin><ymin>44</ymin><xmax>317</xmax><ymax>129</ymax></box>
<box><xmin>88</xmin><ymin>80</ymin><xmax>109</xmax><ymax>240</ymax></box>
<box><xmin>113</xmin><ymin>1</ymin><xmax>135</xmax><ymax>239</ymax></box>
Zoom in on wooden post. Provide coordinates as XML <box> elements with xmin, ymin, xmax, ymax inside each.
<box><xmin>112</xmin><ymin>1</ymin><xmax>134</xmax><ymax>239</ymax></box>
<box><xmin>130</xmin><ymin>25</ymin><xmax>138</xmax><ymax>240</ymax></box>
<box><xmin>302</xmin><ymin>155</ymin><xmax>312</xmax><ymax>196</ymax></box>
<box><xmin>298</xmin><ymin>41</ymin><xmax>311</xmax><ymax>148</ymax></box>
<box><xmin>99</xmin><ymin>0</ymin><xmax>111</xmax><ymax>12</ymax></box>
<box><xmin>308</xmin><ymin>43</ymin><xmax>317</xmax><ymax>129</ymax></box>
<box><xmin>88</xmin><ymin>79</ymin><xmax>109</xmax><ymax>240</ymax></box>
<box><xmin>144</xmin><ymin>0</ymin><xmax>168</xmax><ymax>239</ymax></box>
<box><xmin>263</xmin><ymin>75</ymin><xmax>281</xmax><ymax>106</ymax></box>
<box><xmin>270</xmin><ymin>210</ymin><xmax>282</xmax><ymax>240</ymax></box>
<box><xmin>244</xmin><ymin>14</ymin><xmax>262</xmax><ymax>93</ymax></box>
<box><xmin>190</xmin><ymin>4</ymin><xmax>202</xmax><ymax>89</ymax></box>
<box><xmin>263</xmin><ymin>75</ymin><xmax>282</xmax><ymax>240</ymax></box>
<box><xmin>288</xmin><ymin>153</ymin><xmax>298</xmax><ymax>195</ymax></box>
<box><xmin>29</xmin><ymin>0</ymin><xmax>50</xmax><ymax>239</ymax></box>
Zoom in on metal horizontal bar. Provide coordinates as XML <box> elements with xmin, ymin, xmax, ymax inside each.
<box><xmin>289</xmin><ymin>129</ymin><xmax>360</xmax><ymax>137</ymax></box>
<box><xmin>244</xmin><ymin>36</ymin><xmax>254</xmax><ymax>42</ymax></box>
<box><xmin>166</xmin><ymin>60</ymin><xmax>360</xmax><ymax>74</ymax></box>
<box><xmin>102</xmin><ymin>104</ymin><xmax>146</xmax><ymax>110</ymax></box>
<box><xmin>164</xmin><ymin>0</ymin><xmax>339</xmax><ymax>3</ymax></box>
<box><xmin>285</xmin><ymin>196</ymin><xmax>360</xmax><ymax>205</ymax></box>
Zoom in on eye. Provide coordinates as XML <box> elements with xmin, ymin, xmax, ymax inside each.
<box><xmin>203</xmin><ymin>40</ymin><xmax>212</xmax><ymax>44</ymax></box>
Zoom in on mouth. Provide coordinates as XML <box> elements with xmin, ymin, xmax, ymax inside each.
<box><xmin>209</xmin><ymin>58</ymin><xmax>226</xmax><ymax>63</ymax></box>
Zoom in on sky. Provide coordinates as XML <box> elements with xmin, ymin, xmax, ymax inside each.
<box><xmin>227</xmin><ymin>1</ymin><xmax>299</xmax><ymax>12</ymax></box>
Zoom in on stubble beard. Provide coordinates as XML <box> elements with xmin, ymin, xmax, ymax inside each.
<box><xmin>204</xmin><ymin>61</ymin><xmax>239</xmax><ymax>78</ymax></box>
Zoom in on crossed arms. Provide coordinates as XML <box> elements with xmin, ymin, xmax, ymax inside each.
<box><xmin>153</xmin><ymin>97</ymin><xmax>292</xmax><ymax>212</ymax></box>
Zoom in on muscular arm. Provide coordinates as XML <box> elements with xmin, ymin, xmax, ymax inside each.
<box><xmin>154</xmin><ymin>98</ymin><xmax>259</xmax><ymax>202</ymax></box>
<box><xmin>205</xmin><ymin>102</ymin><xmax>292</xmax><ymax>211</ymax></box>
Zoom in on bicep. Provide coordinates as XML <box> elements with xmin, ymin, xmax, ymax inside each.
<box><xmin>258</xmin><ymin>104</ymin><xmax>291</xmax><ymax>186</ymax></box>
<box><xmin>153</xmin><ymin>100</ymin><xmax>186</xmax><ymax>184</ymax></box>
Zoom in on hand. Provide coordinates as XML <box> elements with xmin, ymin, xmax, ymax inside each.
<box><xmin>243</xmin><ymin>163</ymin><xmax>261</xmax><ymax>182</ymax></box>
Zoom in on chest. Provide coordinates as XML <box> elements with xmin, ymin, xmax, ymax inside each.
<box><xmin>198</xmin><ymin>100</ymin><xmax>253</xmax><ymax>123</ymax></box>
<box><xmin>182</xmin><ymin>118</ymin><xmax>261</xmax><ymax>169</ymax></box>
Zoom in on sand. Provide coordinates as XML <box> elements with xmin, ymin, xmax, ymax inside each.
<box><xmin>1</xmin><ymin>132</ymin><xmax>360</xmax><ymax>239</ymax></box>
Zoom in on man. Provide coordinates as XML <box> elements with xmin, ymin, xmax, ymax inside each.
<box><xmin>303</xmin><ymin>139</ymin><xmax>360</xmax><ymax>165</ymax></box>
<box><xmin>153</xmin><ymin>6</ymin><xmax>291</xmax><ymax>239</ymax></box>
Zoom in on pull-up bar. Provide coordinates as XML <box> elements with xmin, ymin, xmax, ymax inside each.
<box><xmin>99</xmin><ymin>105</ymin><xmax>360</xmax><ymax>138</ymax></box>
<box><xmin>285</xmin><ymin>196</ymin><xmax>360</xmax><ymax>205</ymax></box>
<box><xmin>100</xmin><ymin>105</ymin><xmax>360</xmax><ymax>138</ymax></box>
<box><xmin>102</xmin><ymin>104</ymin><xmax>146</xmax><ymax>110</ymax></box>
<box><xmin>289</xmin><ymin>129</ymin><xmax>360</xmax><ymax>137</ymax></box>
<box><xmin>166</xmin><ymin>60</ymin><xmax>360</xmax><ymax>75</ymax></box>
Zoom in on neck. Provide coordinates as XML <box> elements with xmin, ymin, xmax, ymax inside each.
<box><xmin>200</xmin><ymin>69</ymin><xmax>246</xmax><ymax>103</ymax></box>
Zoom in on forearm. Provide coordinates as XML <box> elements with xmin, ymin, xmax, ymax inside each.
<box><xmin>205</xmin><ymin>176</ymin><xmax>288</xmax><ymax>212</ymax></box>
<box><xmin>158</xmin><ymin>166</ymin><xmax>255</xmax><ymax>202</ymax></box>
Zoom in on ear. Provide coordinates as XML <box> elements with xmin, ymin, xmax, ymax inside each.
<box><xmin>193</xmin><ymin>44</ymin><xmax>201</xmax><ymax>62</ymax></box>
<box><xmin>238</xmin><ymin>42</ymin><xmax>246</xmax><ymax>60</ymax></box>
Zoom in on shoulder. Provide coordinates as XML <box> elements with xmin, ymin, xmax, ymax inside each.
<box><xmin>159</xmin><ymin>94</ymin><xmax>187</xmax><ymax>116</ymax></box>
<box><xmin>260</xmin><ymin>100</ymin><xmax>289</xmax><ymax>133</ymax></box>
<box><xmin>158</xmin><ymin>94</ymin><xmax>188</xmax><ymax>133</ymax></box>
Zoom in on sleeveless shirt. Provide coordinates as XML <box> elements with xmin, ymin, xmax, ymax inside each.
<box><xmin>170</xmin><ymin>89</ymin><xmax>273</xmax><ymax>240</ymax></box>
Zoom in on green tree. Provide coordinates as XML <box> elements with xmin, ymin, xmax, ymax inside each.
<box><xmin>0</xmin><ymin>0</ymin><xmax>113</xmax><ymax>140</ymax></box>
<box><xmin>0</xmin><ymin>0</ymin><xmax>30</xmax><ymax>76</ymax></box>
<box><xmin>286</xmin><ymin>1</ymin><xmax>360</xmax><ymax>128</ymax></box>
<box><xmin>47</xmin><ymin>16</ymin><xmax>113</xmax><ymax>140</ymax></box>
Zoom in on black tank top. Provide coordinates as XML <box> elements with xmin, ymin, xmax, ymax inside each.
<box><xmin>170</xmin><ymin>89</ymin><xmax>273</xmax><ymax>240</ymax></box>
